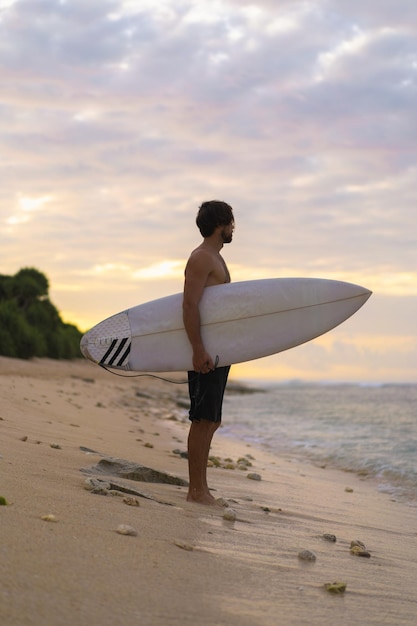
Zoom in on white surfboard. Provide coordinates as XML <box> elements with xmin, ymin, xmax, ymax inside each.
<box><xmin>80</xmin><ymin>278</ymin><xmax>371</xmax><ymax>372</ymax></box>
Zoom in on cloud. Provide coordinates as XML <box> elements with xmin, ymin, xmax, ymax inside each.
<box><xmin>1</xmin><ymin>0</ymin><xmax>416</xmax><ymax>380</ymax></box>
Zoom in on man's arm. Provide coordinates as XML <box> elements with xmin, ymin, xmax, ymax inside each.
<box><xmin>183</xmin><ymin>251</ymin><xmax>215</xmax><ymax>373</ymax></box>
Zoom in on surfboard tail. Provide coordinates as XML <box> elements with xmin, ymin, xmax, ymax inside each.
<box><xmin>80</xmin><ymin>312</ymin><xmax>132</xmax><ymax>369</ymax></box>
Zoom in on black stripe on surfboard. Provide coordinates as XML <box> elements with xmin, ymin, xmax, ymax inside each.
<box><xmin>117</xmin><ymin>342</ymin><xmax>131</xmax><ymax>367</ymax></box>
<box><xmin>107</xmin><ymin>337</ymin><xmax>129</xmax><ymax>366</ymax></box>
<box><xmin>100</xmin><ymin>339</ymin><xmax>118</xmax><ymax>365</ymax></box>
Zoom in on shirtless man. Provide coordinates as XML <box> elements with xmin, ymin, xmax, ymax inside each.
<box><xmin>183</xmin><ymin>200</ymin><xmax>234</xmax><ymax>505</ymax></box>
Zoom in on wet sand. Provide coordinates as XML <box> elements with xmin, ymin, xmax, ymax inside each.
<box><xmin>1</xmin><ymin>357</ymin><xmax>416</xmax><ymax>626</ymax></box>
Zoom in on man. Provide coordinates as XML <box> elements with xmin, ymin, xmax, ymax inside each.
<box><xmin>183</xmin><ymin>200</ymin><xmax>234</xmax><ymax>505</ymax></box>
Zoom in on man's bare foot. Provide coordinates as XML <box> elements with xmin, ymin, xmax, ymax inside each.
<box><xmin>186</xmin><ymin>489</ymin><xmax>218</xmax><ymax>505</ymax></box>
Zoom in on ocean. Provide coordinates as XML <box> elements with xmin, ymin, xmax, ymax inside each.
<box><xmin>221</xmin><ymin>382</ymin><xmax>417</xmax><ymax>506</ymax></box>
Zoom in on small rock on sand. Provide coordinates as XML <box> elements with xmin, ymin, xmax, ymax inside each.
<box><xmin>84</xmin><ymin>477</ymin><xmax>111</xmax><ymax>495</ymax></box>
<box><xmin>123</xmin><ymin>496</ymin><xmax>140</xmax><ymax>506</ymax></box>
<box><xmin>298</xmin><ymin>549</ymin><xmax>317</xmax><ymax>562</ymax></box>
<box><xmin>350</xmin><ymin>539</ymin><xmax>371</xmax><ymax>557</ymax></box>
<box><xmin>41</xmin><ymin>514</ymin><xmax>58</xmax><ymax>522</ymax></box>
<box><xmin>350</xmin><ymin>546</ymin><xmax>371</xmax><ymax>557</ymax></box>
<box><xmin>324</xmin><ymin>581</ymin><xmax>347</xmax><ymax>594</ymax></box>
<box><xmin>174</xmin><ymin>541</ymin><xmax>194</xmax><ymax>551</ymax></box>
<box><xmin>116</xmin><ymin>524</ymin><xmax>138</xmax><ymax>536</ymax></box>
<box><xmin>223</xmin><ymin>507</ymin><xmax>237</xmax><ymax>521</ymax></box>
<box><xmin>216</xmin><ymin>497</ymin><xmax>229</xmax><ymax>507</ymax></box>
<box><xmin>247</xmin><ymin>472</ymin><xmax>262</xmax><ymax>481</ymax></box>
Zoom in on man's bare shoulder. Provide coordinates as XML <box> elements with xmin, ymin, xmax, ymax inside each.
<box><xmin>186</xmin><ymin>245</ymin><xmax>229</xmax><ymax>287</ymax></box>
<box><xmin>186</xmin><ymin>246</ymin><xmax>217</xmax><ymax>269</ymax></box>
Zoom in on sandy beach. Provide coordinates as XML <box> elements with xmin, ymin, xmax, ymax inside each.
<box><xmin>1</xmin><ymin>356</ymin><xmax>416</xmax><ymax>626</ymax></box>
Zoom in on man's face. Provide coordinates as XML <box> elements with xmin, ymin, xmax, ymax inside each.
<box><xmin>221</xmin><ymin>221</ymin><xmax>234</xmax><ymax>244</ymax></box>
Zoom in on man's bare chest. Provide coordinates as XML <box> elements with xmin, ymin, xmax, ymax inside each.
<box><xmin>210</xmin><ymin>255</ymin><xmax>230</xmax><ymax>285</ymax></box>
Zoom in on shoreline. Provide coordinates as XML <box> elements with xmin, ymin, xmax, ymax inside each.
<box><xmin>1</xmin><ymin>357</ymin><xmax>417</xmax><ymax>626</ymax></box>
<box><xmin>221</xmin><ymin>379</ymin><xmax>417</xmax><ymax>508</ymax></box>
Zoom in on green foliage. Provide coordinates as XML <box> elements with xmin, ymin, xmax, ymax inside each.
<box><xmin>0</xmin><ymin>267</ymin><xmax>82</xmax><ymax>360</ymax></box>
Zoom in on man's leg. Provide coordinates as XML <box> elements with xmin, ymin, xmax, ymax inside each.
<box><xmin>186</xmin><ymin>366</ymin><xmax>230</xmax><ymax>504</ymax></box>
<box><xmin>187</xmin><ymin>419</ymin><xmax>219</xmax><ymax>505</ymax></box>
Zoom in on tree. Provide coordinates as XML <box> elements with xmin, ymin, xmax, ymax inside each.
<box><xmin>10</xmin><ymin>267</ymin><xmax>49</xmax><ymax>309</ymax></box>
<box><xmin>0</xmin><ymin>268</ymin><xmax>82</xmax><ymax>360</ymax></box>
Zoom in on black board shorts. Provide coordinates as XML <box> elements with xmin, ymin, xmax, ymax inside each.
<box><xmin>187</xmin><ymin>366</ymin><xmax>231</xmax><ymax>423</ymax></box>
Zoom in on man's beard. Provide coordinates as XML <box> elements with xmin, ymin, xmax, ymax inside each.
<box><xmin>221</xmin><ymin>229</ymin><xmax>233</xmax><ymax>244</ymax></box>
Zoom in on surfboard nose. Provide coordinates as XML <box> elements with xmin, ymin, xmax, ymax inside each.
<box><xmin>351</xmin><ymin>284</ymin><xmax>372</xmax><ymax>304</ymax></box>
<box><xmin>325</xmin><ymin>280</ymin><xmax>371</xmax><ymax>306</ymax></box>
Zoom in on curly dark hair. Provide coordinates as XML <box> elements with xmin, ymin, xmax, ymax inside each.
<box><xmin>196</xmin><ymin>200</ymin><xmax>234</xmax><ymax>237</ymax></box>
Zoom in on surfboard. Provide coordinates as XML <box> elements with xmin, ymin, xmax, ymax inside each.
<box><xmin>80</xmin><ymin>278</ymin><xmax>371</xmax><ymax>372</ymax></box>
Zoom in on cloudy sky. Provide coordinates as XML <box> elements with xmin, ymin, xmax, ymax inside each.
<box><xmin>1</xmin><ymin>0</ymin><xmax>416</xmax><ymax>382</ymax></box>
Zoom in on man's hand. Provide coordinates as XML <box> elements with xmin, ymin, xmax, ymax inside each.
<box><xmin>192</xmin><ymin>348</ymin><xmax>215</xmax><ymax>374</ymax></box>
